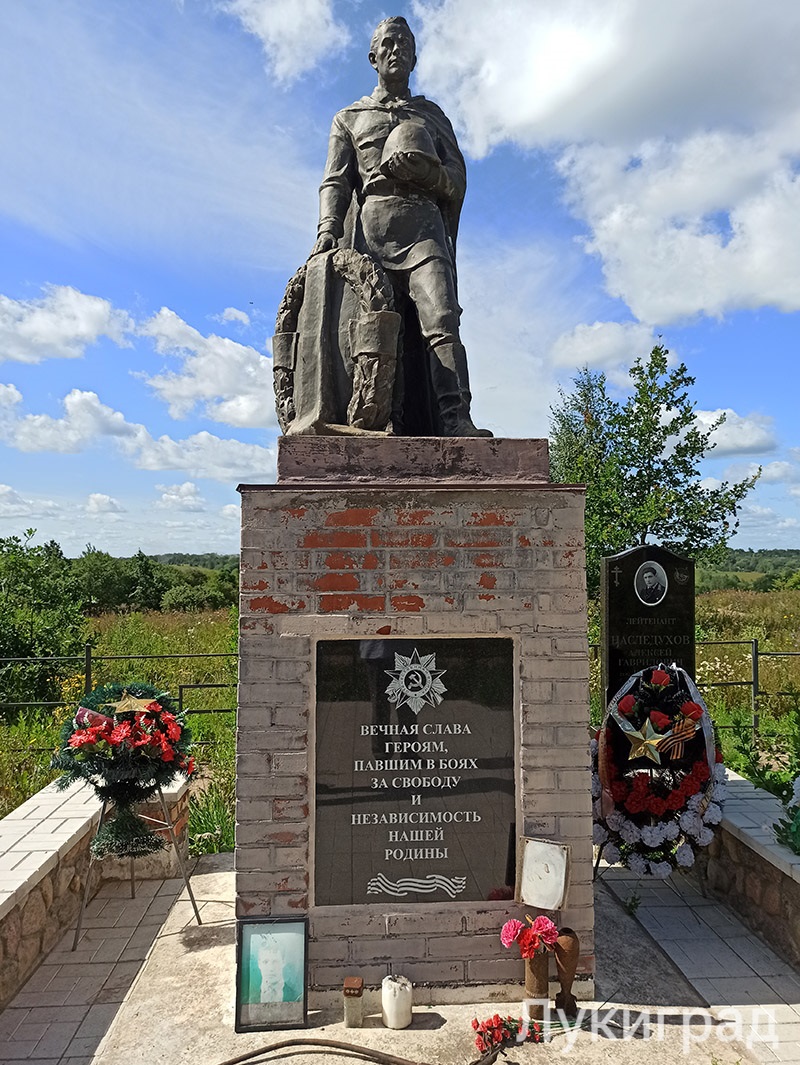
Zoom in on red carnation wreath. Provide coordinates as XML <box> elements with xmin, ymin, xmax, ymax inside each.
<box><xmin>592</xmin><ymin>664</ymin><xmax>726</xmax><ymax>878</ymax></box>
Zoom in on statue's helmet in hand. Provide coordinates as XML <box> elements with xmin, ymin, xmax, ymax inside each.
<box><xmin>379</xmin><ymin>120</ymin><xmax>439</xmax><ymax>178</ymax></box>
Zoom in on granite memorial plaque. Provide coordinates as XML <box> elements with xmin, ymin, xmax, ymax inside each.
<box><xmin>315</xmin><ymin>638</ymin><xmax>514</xmax><ymax>906</ymax></box>
<box><xmin>601</xmin><ymin>545</ymin><xmax>695</xmax><ymax>704</ymax></box>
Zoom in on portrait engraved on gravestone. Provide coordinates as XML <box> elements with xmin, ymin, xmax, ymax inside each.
<box><xmin>272</xmin><ymin>16</ymin><xmax>491</xmax><ymax>439</ymax></box>
<box><xmin>634</xmin><ymin>561</ymin><xmax>668</xmax><ymax>606</ymax></box>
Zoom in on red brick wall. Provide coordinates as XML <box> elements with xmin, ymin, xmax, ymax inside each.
<box><xmin>237</xmin><ymin>480</ymin><xmax>593</xmax><ymax>992</ymax></box>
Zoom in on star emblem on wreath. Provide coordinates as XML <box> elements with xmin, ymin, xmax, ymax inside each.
<box><xmin>385</xmin><ymin>648</ymin><xmax>447</xmax><ymax>715</ymax></box>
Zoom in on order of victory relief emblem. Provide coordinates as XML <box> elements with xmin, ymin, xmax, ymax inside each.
<box><xmin>385</xmin><ymin>648</ymin><xmax>447</xmax><ymax>714</ymax></box>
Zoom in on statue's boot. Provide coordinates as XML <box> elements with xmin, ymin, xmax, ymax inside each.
<box><xmin>430</xmin><ymin>342</ymin><xmax>492</xmax><ymax>437</ymax></box>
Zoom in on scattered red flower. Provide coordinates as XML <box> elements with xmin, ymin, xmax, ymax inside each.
<box><xmin>471</xmin><ymin>1013</ymin><xmax>542</xmax><ymax>1052</ymax></box>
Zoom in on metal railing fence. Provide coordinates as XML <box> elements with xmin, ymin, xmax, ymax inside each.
<box><xmin>0</xmin><ymin>642</ymin><xmax>237</xmax><ymax>753</ymax></box>
<box><xmin>588</xmin><ymin>636</ymin><xmax>800</xmax><ymax>735</ymax></box>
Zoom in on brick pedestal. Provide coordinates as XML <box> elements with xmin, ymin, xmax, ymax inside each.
<box><xmin>237</xmin><ymin>437</ymin><xmax>593</xmax><ymax>998</ymax></box>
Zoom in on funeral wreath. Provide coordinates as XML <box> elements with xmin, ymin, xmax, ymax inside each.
<box><xmin>592</xmin><ymin>664</ymin><xmax>726</xmax><ymax>878</ymax></box>
<box><xmin>52</xmin><ymin>682</ymin><xmax>194</xmax><ymax>858</ymax></box>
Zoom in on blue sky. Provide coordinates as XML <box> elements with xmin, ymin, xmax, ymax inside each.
<box><xmin>1</xmin><ymin>0</ymin><xmax>799</xmax><ymax>556</ymax></box>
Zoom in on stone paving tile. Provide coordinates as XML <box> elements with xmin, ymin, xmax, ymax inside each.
<box><xmin>73</xmin><ymin>1002</ymin><xmax>120</xmax><ymax>1042</ymax></box>
<box><xmin>11</xmin><ymin>1020</ymin><xmax>50</xmax><ymax>1043</ymax></box>
<box><xmin>705</xmin><ymin>975</ymin><xmax>784</xmax><ymax>1006</ymax></box>
<box><xmin>727</xmin><ymin>935</ymin><xmax>797</xmax><ymax>976</ymax></box>
<box><xmin>766</xmin><ymin>974</ymin><xmax>800</xmax><ymax>1004</ymax></box>
<box><xmin>17</xmin><ymin>1007</ymin><xmax>89</xmax><ymax>1027</ymax></box>
<box><xmin>0</xmin><ymin>1010</ymin><xmax>28</xmax><ymax>1040</ymax></box>
<box><xmin>0</xmin><ymin>1040</ymin><xmax>40</xmax><ymax>1060</ymax></box>
<box><xmin>29</xmin><ymin>1020</ymin><xmax>83</xmax><ymax>1059</ymax></box>
<box><xmin>8</xmin><ymin>989</ymin><xmax>74</xmax><ymax>1010</ymax></box>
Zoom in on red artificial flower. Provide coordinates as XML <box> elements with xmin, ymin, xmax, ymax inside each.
<box><xmin>68</xmin><ymin>730</ymin><xmax>98</xmax><ymax>749</ymax></box>
<box><xmin>517</xmin><ymin>927</ymin><xmax>542</xmax><ymax>958</ymax></box>
<box><xmin>649</xmin><ymin>710</ymin><xmax>672</xmax><ymax>731</ymax></box>
<box><xmin>649</xmin><ymin>797</ymin><xmax>668</xmax><ymax>816</ymax></box>
<box><xmin>650</xmin><ymin>669</ymin><xmax>671</xmax><ymax>687</ymax></box>
<box><xmin>165</xmin><ymin>721</ymin><xmax>182</xmax><ymax>742</ymax></box>
<box><xmin>109</xmin><ymin>721</ymin><xmax>132</xmax><ymax>746</ymax></box>
<box><xmin>680</xmin><ymin>701</ymin><xmax>703</xmax><ymax>721</ymax></box>
<box><xmin>157</xmin><ymin>737</ymin><xmax>176</xmax><ymax>762</ymax></box>
<box><xmin>618</xmin><ymin>694</ymin><xmax>637</xmax><ymax>716</ymax></box>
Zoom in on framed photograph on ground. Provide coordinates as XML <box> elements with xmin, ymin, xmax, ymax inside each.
<box><xmin>235</xmin><ymin>916</ymin><xmax>308</xmax><ymax>1031</ymax></box>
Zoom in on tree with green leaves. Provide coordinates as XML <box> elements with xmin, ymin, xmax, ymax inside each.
<box><xmin>71</xmin><ymin>545</ymin><xmax>133</xmax><ymax>614</ymax></box>
<box><xmin>127</xmin><ymin>550</ymin><xmax>170</xmax><ymax>611</ymax></box>
<box><xmin>0</xmin><ymin>531</ymin><xmax>88</xmax><ymax>711</ymax></box>
<box><xmin>549</xmin><ymin>345</ymin><xmax>759</xmax><ymax>597</ymax></box>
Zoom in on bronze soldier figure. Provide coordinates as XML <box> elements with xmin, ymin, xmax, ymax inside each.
<box><xmin>311</xmin><ymin>16</ymin><xmax>490</xmax><ymax>437</ymax></box>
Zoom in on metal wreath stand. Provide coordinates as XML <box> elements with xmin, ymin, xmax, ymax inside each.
<box><xmin>72</xmin><ymin>786</ymin><xmax>202</xmax><ymax>951</ymax></box>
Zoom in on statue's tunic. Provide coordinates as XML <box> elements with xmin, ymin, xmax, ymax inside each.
<box><xmin>318</xmin><ymin>86</ymin><xmax>466</xmax><ymax>275</ymax></box>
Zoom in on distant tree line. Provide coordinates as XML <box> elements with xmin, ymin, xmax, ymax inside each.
<box><xmin>72</xmin><ymin>546</ymin><xmax>238</xmax><ymax>613</ymax></box>
<box><xmin>697</xmin><ymin>549</ymin><xmax>800</xmax><ymax>592</ymax></box>
<box><xmin>0</xmin><ymin>532</ymin><xmax>238</xmax><ymax>711</ymax></box>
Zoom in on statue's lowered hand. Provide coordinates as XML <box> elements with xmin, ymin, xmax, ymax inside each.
<box><xmin>311</xmin><ymin>231</ymin><xmax>339</xmax><ymax>257</ymax></box>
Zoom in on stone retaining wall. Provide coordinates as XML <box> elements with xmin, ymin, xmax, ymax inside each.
<box><xmin>0</xmin><ymin>779</ymin><xmax>190</xmax><ymax>1009</ymax></box>
<box><xmin>698</xmin><ymin>771</ymin><xmax>800</xmax><ymax>967</ymax></box>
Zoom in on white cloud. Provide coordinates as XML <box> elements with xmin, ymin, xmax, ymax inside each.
<box><xmin>413</xmin><ymin>1</ymin><xmax>800</xmax><ymax>324</ymax></box>
<box><xmin>549</xmin><ymin>320</ymin><xmax>655</xmax><ymax>369</ymax></box>
<box><xmin>218</xmin><ymin>307</ymin><xmax>250</xmax><ymax>326</ymax></box>
<box><xmin>220</xmin><ymin>503</ymin><xmax>239</xmax><ymax>521</ymax></box>
<box><xmin>7</xmin><ymin>390</ymin><xmax>139</xmax><ymax>453</ymax></box>
<box><xmin>737</xmin><ymin>503</ymin><xmax>800</xmax><ymax>542</ymax></box>
<box><xmin>0</xmin><ymin>484</ymin><xmax>28</xmax><ymax>516</ymax></box>
<box><xmin>0</xmin><ymin>484</ymin><xmax>59</xmax><ymax>518</ymax></box>
<box><xmin>0</xmin><ymin>285</ymin><xmax>131</xmax><ymax>364</ymax></box>
<box><xmin>86</xmin><ymin>493</ymin><xmax>126</xmax><ymax>515</ymax></box>
<box><xmin>0</xmin><ymin>383</ymin><xmax>22</xmax><ymax>409</ymax></box>
<box><xmin>0</xmin><ymin>387</ymin><xmax>277</xmax><ymax>482</ymax></box>
<box><xmin>559</xmin><ymin>135</ymin><xmax>800</xmax><ymax>323</ymax></box>
<box><xmin>789</xmin><ymin>486</ymin><xmax>800</xmax><ymax>499</ymax></box>
<box><xmin>139</xmin><ymin>307</ymin><xmax>275</xmax><ymax>429</ymax></box>
<box><xmin>414</xmin><ymin>1</ymin><xmax>800</xmax><ymax>153</ymax></box>
<box><xmin>725</xmin><ymin>460</ymin><xmax>800</xmax><ymax>485</ymax></box>
<box><xmin>695</xmin><ymin>409</ymin><xmax>777</xmax><ymax>457</ymax></box>
<box><xmin>130</xmin><ymin>430</ymin><xmax>275</xmax><ymax>482</ymax></box>
<box><xmin>156</xmin><ymin>481</ymin><xmax>206</xmax><ymax>511</ymax></box>
<box><xmin>219</xmin><ymin>0</ymin><xmax>349</xmax><ymax>83</ymax></box>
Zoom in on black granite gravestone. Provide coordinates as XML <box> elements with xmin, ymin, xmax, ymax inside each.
<box><xmin>315</xmin><ymin>638</ymin><xmax>514</xmax><ymax>906</ymax></box>
<box><xmin>601</xmin><ymin>545</ymin><xmax>695</xmax><ymax>705</ymax></box>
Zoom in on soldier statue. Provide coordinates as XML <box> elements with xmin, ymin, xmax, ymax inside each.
<box><xmin>273</xmin><ymin>16</ymin><xmax>490</xmax><ymax>438</ymax></box>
